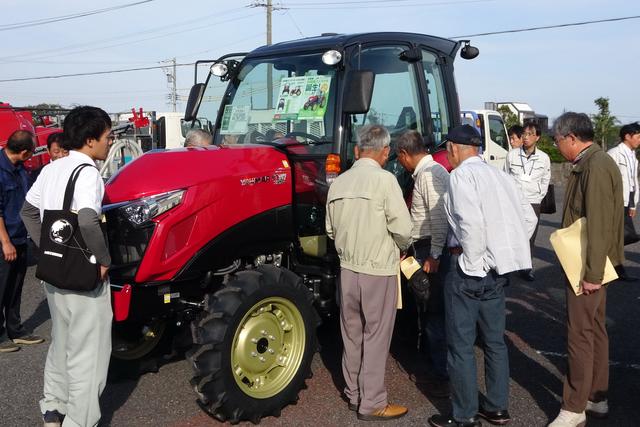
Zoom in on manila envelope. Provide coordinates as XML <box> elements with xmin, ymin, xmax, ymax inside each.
<box><xmin>549</xmin><ymin>217</ymin><xmax>618</xmax><ymax>296</ymax></box>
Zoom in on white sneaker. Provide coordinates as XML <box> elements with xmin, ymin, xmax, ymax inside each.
<box><xmin>548</xmin><ymin>409</ymin><xmax>586</xmax><ymax>427</ymax></box>
<box><xmin>586</xmin><ymin>399</ymin><xmax>608</xmax><ymax>418</ymax></box>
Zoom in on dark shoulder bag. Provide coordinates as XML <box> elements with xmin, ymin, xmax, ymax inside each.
<box><xmin>540</xmin><ymin>183</ymin><xmax>556</xmax><ymax>214</ymax></box>
<box><xmin>35</xmin><ymin>164</ymin><xmax>101</xmax><ymax>291</ymax></box>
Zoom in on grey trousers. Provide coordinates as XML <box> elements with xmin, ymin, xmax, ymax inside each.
<box><xmin>40</xmin><ymin>281</ymin><xmax>112</xmax><ymax>427</ymax></box>
<box><xmin>339</xmin><ymin>268</ymin><xmax>398</xmax><ymax>414</ymax></box>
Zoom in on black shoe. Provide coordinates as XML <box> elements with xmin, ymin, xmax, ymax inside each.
<box><xmin>43</xmin><ymin>410</ymin><xmax>65</xmax><ymax>427</ymax></box>
<box><xmin>478</xmin><ymin>408</ymin><xmax>511</xmax><ymax>425</ymax></box>
<box><xmin>428</xmin><ymin>414</ymin><xmax>481</xmax><ymax>427</ymax></box>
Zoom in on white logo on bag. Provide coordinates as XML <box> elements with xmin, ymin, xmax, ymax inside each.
<box><xmin>49</xmin><ymin>219</ymin><xmax>74</xmax><ymax>244</ymax></box>
<box><xmin>44</xmin><ymin>251</ymin><xmax>63</xmax><ymax>258</ymax></box>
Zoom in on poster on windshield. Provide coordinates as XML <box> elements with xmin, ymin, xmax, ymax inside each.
<box><xmin>273</xmin><ymin>75</ymin><xmax>331</xmax><ymax>121</ymax></box>
<box><xmin>220</xmin><ymin>105</ymin><xmax>250</xmax><ymax>134</ymax></box>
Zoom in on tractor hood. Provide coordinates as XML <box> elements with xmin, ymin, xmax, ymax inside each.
<box><xmin>104</xmin><ymin>144</ymin><xmax>288</xmax><ymax>204</ymax></box>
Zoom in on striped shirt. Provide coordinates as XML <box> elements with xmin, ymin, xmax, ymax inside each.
<box><xmin>410</xmin><ymin>154</ymin><xmax>450</xmax><ymax>258</ymax></box>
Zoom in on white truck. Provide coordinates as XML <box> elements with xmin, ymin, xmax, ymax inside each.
<box><xmin>461</xmin><ymin>109</ymin><xmax>510</xmax><ymax>169</ymax></box>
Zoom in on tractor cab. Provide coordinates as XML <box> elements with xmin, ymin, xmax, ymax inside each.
<box><xmin>185</xmin><ymin>32</ymin><xmax>475</xmax><ymax>260</ymax></box>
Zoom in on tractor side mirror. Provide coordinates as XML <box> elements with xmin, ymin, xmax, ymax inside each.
<box><xmin>459</xmin><ymin>40</ymin><xmax>480</xmax><ymax>60</ymax></box>
<box><xmin>342</xmin><ymin>70</ymin><xmax>375</xmax><ymax>114</ymax></box>
<box><xmin>184</xmin><ymin>83</ymin><xmax>206</xmax><ymax>122</ymax></box>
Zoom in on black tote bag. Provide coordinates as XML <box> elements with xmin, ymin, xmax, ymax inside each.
<box><xmin>35</xmin><ymin>164</ymin><xmax>101</xmax><ymax>291</ymax></box>
<box><xmin>540</xmin><ymin>184</ymin><xmax>556</xmax><ymax>214</ymax></box>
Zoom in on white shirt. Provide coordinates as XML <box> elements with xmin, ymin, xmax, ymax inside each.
<box><xmin>607</xmin><ymin>142</ymin><xmax>639</xmax><ymax>208</ymax></box>
<box><xmin>26</xmin><ymin>151</ymin><xmax>104</xmax><ymax>219</ymax></box>
<box><xmin>410</xmin><ymin>154</ymin><xmax>450</xmax><ymax>258</ymax></box>
<box><xmin>445</xmin><ymin>156</ymin><xmax>537</xmax><ymax>277</ymax></box>
<box><xmin>504</xmin><ymin>147</ymin><xmax>551</xmax><ymax>204</ymax></box>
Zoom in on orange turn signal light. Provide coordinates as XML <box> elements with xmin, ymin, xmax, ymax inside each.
<box><xmin>325</xmin><ymin>154</ymin><xmax>341</xmax><ymax>174</ymax></box>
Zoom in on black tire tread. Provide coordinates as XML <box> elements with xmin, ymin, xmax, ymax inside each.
<box><xmin>187</xmin><ymin>265</ymin><xmax>319</xmax><ymax>424</ymax></box>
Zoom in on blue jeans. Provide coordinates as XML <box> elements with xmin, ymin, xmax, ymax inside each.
<box><xmin>443</xmin><ymin>253</ymin><xmax>509</xmax><ymax>421</ymax></box>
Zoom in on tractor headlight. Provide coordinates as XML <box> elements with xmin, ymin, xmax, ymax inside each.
<box><xmin>210</xmin><ymin>62</ymin><xmax>228</xmax><ymax>77</ymax></box>
<box><xmin>121</xmin><ymin>189</ymin><xmax>185</xmax><ymax>227</ymax></box>
<box><xmin>322</xmin><ymin>50</ymin><xmax>342</xmax><ymax>66</ymax></box>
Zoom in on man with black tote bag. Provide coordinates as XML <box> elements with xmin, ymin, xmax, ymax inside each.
<box><xmin>607</xmin><ymin>122</ymin><xmax>640</xmax><ymax>281</ymax></box>
<box><xmin>21</xmin><ymin>106</ymin><xmax>113</xmax><ymax>427</ymax></box>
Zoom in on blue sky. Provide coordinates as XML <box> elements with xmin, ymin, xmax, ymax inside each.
<box><xmin>1</xmin><ymin>0</ymin><xmax>639</xmax><ymax>123</ymax></box>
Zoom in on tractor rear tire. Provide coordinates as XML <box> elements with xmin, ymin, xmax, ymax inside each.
<box><xmin>188</xmin><ymin>265</ymin><xmax>319</xmax><ymax>424</ymax></box>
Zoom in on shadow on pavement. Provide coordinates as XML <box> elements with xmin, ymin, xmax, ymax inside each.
<box><xmin>504</xmin><ymin>269</ymin><xmax>566</xmax><ymax>419</ymax></box>
<box><xmin>22</xmin><ymin>297</ymin><xmax>50</xmax><ymax>334</ymax></box>
<box><xmin>100</xmin><ymin>324</ymin><xmax>191</xmax><ymax>425</ymax></box>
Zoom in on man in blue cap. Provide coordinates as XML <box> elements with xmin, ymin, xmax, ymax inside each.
<box><xmin>428</xmin><ymin>125</ymin><xmax>537</xmax><ymax>427</ymax></box>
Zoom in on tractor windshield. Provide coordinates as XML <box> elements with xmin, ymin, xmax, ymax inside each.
<box><xmin>206</xmin><ymin>52</ymin><xmax>336</xmax><ymax>148</ymax></box>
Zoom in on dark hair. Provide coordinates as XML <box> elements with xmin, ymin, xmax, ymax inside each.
<box><xmin>396</xmin><ymin>130</ymin><xmax>428</xmax><ymax>155</ymax></box>
<box><xmin>508</xmin><ymin>125</ymin><xmax>524</xmax><ymax>138</ymax></box>
<box><xmin>63</xmin><ymin>106</ymin><xmax>111</xmax><ymax>150</ymax></box>
<box><xmin>619</xmin><ymin>122</ymin><xmax>640</xmax><ymax>140</ymax></box>
<box><xmin>552</xmin><ymin>112</ymin><xmax>594</xmax><ymax>142</ymax></box>
<box><xmin>523</xmin><ymin>120</ymin><xmax>541</xmax><ymax>136</ymax></box>
<box><xmin>46</xmin><ymin>132</ymin><xmax>64</xmax><ymax>150</ymax></box>
<box><xmin>7</xmin><ymin>130</ymin><xmax>35</xmax><ymax>153</ymax></box>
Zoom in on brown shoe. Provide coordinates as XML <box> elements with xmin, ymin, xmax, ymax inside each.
<box><xmin>0</xmin><ymin>340</ymin><xmax>20</xmax><ymax>353</ymax></box>
<box><xmin>13</xmin><ymin>334</ymin><xmax>45</xmax><ymax>345</ymax></box>
<box><xmin>357</xmin><ymin>404</ymin><xmax>408</xmax><ymax>421</ymax></box>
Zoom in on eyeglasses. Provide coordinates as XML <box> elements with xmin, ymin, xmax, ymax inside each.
<box><xmin>553</xmin><ymin>134</ymin><xmax>569</xmax><ymax>147</ymax></box>
<box><xmin>523</xmin><ymin>131</ymin><xmax>537</xmax><ymax>137</ymax></box>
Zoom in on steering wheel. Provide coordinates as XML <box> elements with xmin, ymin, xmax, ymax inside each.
<box><xmin>284</xmin><ymin>131</ymin><xmax>321</xmax><ymax>144</ymax></box>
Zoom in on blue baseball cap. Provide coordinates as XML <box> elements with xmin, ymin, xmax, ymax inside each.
<box><xmin>444</xmin><ymin>124</ymin><xmax>482</xmax><ymax>146</ymax></box>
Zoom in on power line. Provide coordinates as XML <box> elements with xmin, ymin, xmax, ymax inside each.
<box><xmin>0</xmin><ymin>0</ymin><xmax>156</xmax><ymax>32</ymax></box>
<box><xmin>452</xmin><ymin>15</ymin><xmax>640</xmax><ymax>38</ymax></box>
<box><xmin>0</xmin><ymin>7</ymin><xmax>251</xmax><ymax>63</ymax></box>
<box><xmin>285</xmin><ymin>0</ymin><xmax>493</xmax><ymax>9</ymax></box>
<box><xmin>285</xmin><ymin>10</ymin><xmax>306</xmax><ymax>38</ymax></box>
<box><xmin>0</xmin><ymin>63</ymin><xmax>194</xmax><ymax>83</ymax></box>
<box><xmin>2</xmin><ymin>14</ymin><xmax>639</xmax><ymax>83</ymax></box>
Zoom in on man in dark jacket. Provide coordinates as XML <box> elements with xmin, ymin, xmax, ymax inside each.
<box><xmin>548</xmin><ymin>112</ymin><xmax>623</xmax><ymax>427</ymax></box>
<box><xmin>0</xmin><ymin>131</ymin><xmax>44</xmax><ymax>353</ymax></box>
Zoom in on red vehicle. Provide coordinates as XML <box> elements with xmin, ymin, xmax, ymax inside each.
<box><xmin>0</xmin><ymin>102</ymin><xmax>61</xmax><ymax>170</ymax></box>
<box><xmin>104</xmin><ymin>33</ymin><xmax>478</xmax><ymax>423</ymax></box>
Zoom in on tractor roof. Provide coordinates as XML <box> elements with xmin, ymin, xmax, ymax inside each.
<box><xmin>247</xmin><ymin>32</ymin><xmax>460</xmax><ymax>59</ymax></box>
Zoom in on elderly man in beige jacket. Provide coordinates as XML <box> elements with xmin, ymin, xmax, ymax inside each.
<box><xmin>326</xmin><ymin>124</ymin><xmax>412</xmax><ymax>422</ymax></box>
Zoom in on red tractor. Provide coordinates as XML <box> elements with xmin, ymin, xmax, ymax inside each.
<box><xmin>104</xmin><ymin>33</ymin><xmax>478</xmax><ymax>423</ymax></box>
<box><xmin>1</xmin><ymin>102</ymin><xmax>62</xmax><ymax>170</ymax></box>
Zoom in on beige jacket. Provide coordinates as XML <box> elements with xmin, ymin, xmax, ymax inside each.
<box><xmin>326</xmin><ymin>158</ymin><xmax>412</xmax><ymax>276</ymax></box>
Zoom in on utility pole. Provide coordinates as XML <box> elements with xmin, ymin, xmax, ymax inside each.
<box><xmin>172</xmin><ymin>58</ymin><xmax>177</xmax><ymax>113</ymax></box>
<box><xmin>266</xmin><ymin>0</ymin><xmax>273</xmax><ymax>108</ymax></box>
<box><xmin>162</xmin><ymin>58</ymin><xmax>177</xmax><ymax>112</ymax></box>
<box><xmin>249</xmin><ymin>1</ymin><xmax>286</xmax><ymax>109</ymax></box>
<box><xmin>267</xmin><ymin>0</ymin><xmax>272</xmax><ymax>46</ymax></box>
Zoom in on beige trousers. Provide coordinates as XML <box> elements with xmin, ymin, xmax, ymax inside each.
<box><xmin>40</xmin><ymin>281</ymin><xmax>112</xmax><ymax>427</ymax></box>
<box><xmin>339</xmin><ymin>268</ymin><xmax>398</xmax><ymax>414</ymax></box>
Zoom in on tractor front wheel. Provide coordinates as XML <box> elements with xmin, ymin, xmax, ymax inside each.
<box><xmin>188</xmin><ymin>265</ymin><xmax>319</xmax><ymax>424</ymax></box>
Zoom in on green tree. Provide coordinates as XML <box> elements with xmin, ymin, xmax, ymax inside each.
<box><xmin>537</xmin><ymin>134</ymin><xmax>565</xmax><ymax>163</ymax></box>
<box><xmin>497</xmin><ymin>105</ymin><xmax>520</xmax><ymax>129</ymax></box>
<box><xmin>591</xmin><ymin>97</ymin><xmax>618</xmax><ymax>150</ymax></box>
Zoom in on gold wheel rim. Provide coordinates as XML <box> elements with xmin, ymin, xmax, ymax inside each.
<box><xmin>230</xmin><ymin>296</ymin><xmax>306</xmax><ymax>399</ymax></box>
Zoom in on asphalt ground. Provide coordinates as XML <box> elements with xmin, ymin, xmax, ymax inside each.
<box><xmin>1</xmin><ymin>183</ymin><xmax>640</xmax><ymax>427</ymax></box>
